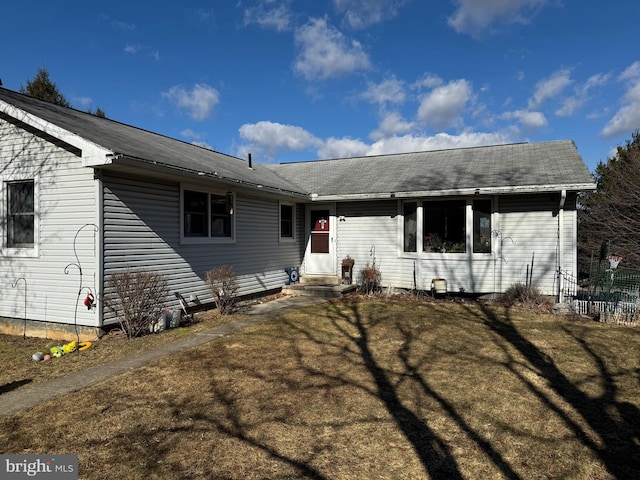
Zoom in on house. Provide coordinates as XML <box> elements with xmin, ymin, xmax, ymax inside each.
<box><xmin>0</xmin><ymin>88</ymin><xmax>596</xmax><ymax>339</ymax></box>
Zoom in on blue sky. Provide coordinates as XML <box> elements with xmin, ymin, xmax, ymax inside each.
<box><xmin>2</xmin><ymin>1</ymin><xmax>639</xmax><ymax>171</ymax></box>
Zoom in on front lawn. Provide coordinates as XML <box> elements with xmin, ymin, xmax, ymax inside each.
<box><xmin>1</xmin><ymin>297</ymin><xmax>639</xmax><ymax>479</ymax></box>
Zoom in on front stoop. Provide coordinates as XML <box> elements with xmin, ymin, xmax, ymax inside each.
<box><xmin>282</xmin><ymin>276</ymin><xmax>357</xmax><ymax>298</ymax></box>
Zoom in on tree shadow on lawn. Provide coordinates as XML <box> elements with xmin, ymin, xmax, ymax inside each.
<box><xmin>0</xmin><ymin>378</ymin><xmax>32</xmax><ymax>395</ymax></box>
<box><xmin>268</xmin><ymin>300</ymin><xmax>526</xmax><ymax>479</ymax></box>
<box><xmin>464</xmin><ymin>301</ymin><xmax>640</xmax><ymax>480</ymax></box>
<box><xmin>319</xmin><ymin>301</ymin><xmax>522</xmax><ymax>480</ymax></box>
<box><xmin>43</xmin><ymin>298</ymin><xmax>637</xmax><ymax>479</ymax></box>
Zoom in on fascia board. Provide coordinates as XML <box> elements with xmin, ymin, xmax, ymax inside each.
<box><xmin>0</xmin><ymin>100</ymin><xmax>113</xmax><ymax>166</ymax></box>
<box><xmin>309</xmin><ymin>182</ymin><xmax>597</xmax><ymax>201</ymax></box>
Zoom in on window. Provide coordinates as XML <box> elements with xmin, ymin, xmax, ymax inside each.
<box><xmin>182</xmin><ymin>187</ymin><xmax>234</xmax><ymax>241</ymax></box>
<box><xmin>473</xmin><ymin>200</ymin><xmax>492</xmax><ymax>253</ymax></box>
<box><xmin>280</xmin><ymin>202</ymin><xmax>295</xmax><ymax>240</ymax></box>
<box><xmin>183</xmin><ymin>190</ymin><xmax>207</xmax><ymax>237</ymax></box>
<box><xmin>403</xmin><ymin>201</ymin><xmax>418</xmax><ymax>252</ymax></box>
<box><xmin>7</xmin><ymin>180</ymin><xmax>35</xmax><ymax>248</ymax></box>
<box><xmin>210</xmin><ymin>193</ymin><xmax>232</xmax><ymax>237</ymax></box>
<box><xmin>423</xmin><ymin>200</ymin><xmax>466</xmax><ymax>253</ymax></box>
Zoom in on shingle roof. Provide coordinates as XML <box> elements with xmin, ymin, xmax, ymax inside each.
<box><xmin>265</xmin><ymin>141</ymin><xmax>596</xmax><ymax>199</ymax></box>
<box><xmin>1</xmin><ymin>88</ymin><xmax>595</xmax><ymax>201</ymax></box>
<box><xmin>0</xmin><ymin>88</ymin><xmax>305</xmax><ymax>196</ymax></box>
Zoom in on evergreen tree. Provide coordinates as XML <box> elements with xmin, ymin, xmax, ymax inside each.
<box><xmin>22</xmin><ymin>68</ymin><xmax>107</xmax><ymax>117</ymax></box>
<box><xmin>20</xmin><ymin>68</ymin><xmax>70</xmax><ymax>107</ymax></box>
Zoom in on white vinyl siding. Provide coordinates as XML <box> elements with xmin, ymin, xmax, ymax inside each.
<box><xmin>0</xmin><ymin>117</ymin><xmax>99</xmax><ymax>327</ymax></box>
<box><xmin>102</xmin><ymin>174</ymin><xmax>304</xmax><ymax>324</ymax></box>
<box><xmin>498</xmin><ymin>195</ymin><xmax>561</xmax><ymax>295</ymax></box>
<box><xmin>334</xmin><ymin>193</ymin><xmax>576</xmax><ymax>296</ymax></box>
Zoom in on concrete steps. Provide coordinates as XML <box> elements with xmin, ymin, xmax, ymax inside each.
<box><xmin>282</xmin><ymin>275</ymin><xmax>357</xmax><ymax>298</ymax></box>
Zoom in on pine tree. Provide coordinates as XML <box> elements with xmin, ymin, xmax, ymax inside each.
<box><xmin>20</xmin><ymin>68</ymin><xmax>70</xmax><ymax>107</ymax></box>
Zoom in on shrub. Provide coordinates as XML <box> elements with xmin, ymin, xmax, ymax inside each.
<box><xmin>502</xmin><ymin>282</ymin><xmax>544</xmax><ymax>306</ymax></box>
<box><xmin>360</xmin><ymin>263</ymin><xmax>381</xmax><ymax>295</ymax></box>
<box><xmin>105</xmin><ymin>270</ymin><xmax>168</xmax><ymax>338</ymax></box>
<box><xmin>206</xmin><ymin>266</ymin><xmax>239</xmax><ymax>314</ymax></box>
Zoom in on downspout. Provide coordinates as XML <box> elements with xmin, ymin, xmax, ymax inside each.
<box><xmin>557</xmin><ymin>190</ymin><xmax>566</xmax><ymax>302</ymax></box>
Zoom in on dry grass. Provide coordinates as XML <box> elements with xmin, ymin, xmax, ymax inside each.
<box><xmin>0</xmin><ymin>308</ymin><xmax>231</xmax><ymax>393</ymax></box>
<box><xmin>1</xmin><ymin>296</ymin><xmax>639</xmax><ymax>479</ymax></box>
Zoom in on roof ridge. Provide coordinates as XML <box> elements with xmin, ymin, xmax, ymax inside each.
<box><xmin>272</xmin><ymin>140</ymin><xmax>574</xmax><ymax>165</ymax></box>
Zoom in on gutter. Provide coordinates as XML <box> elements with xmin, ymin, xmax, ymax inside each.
<box><xmin>107</xmin><ymin>154</ymin><xmax>310</xmax><ymax>199</ymax></box>
<box><xmin>310</xmin><ymin>183</ymin><xmax>597</xmax><ymax>202</ymax></box>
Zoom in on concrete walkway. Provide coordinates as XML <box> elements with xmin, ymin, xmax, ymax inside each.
<box><xmin>0</xmin><ymin>295</ymin><xmax>326</xmax><ymax>417</ymax></box>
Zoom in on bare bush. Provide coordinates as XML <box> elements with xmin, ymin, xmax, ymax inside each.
<box><xmin>206</xmin><ymin>266</ymin><xmax>239</xmax><ymax>314</ymax></box>
<box><xmin>360</xmin><ymin>263</ymin><xmax>381</xmax><ymax>295</ymax></box>
<box><xmin>502</xmin><ymin>282</ymin><xmax>545</xmax><ymax>306</ymax></box>
<box><xmin>105</xmin><ymin>270</ymin><xmax>168</xmax><ymax>338</ymax></box>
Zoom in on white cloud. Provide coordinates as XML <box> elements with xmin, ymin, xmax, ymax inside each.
<box><xmin>181</xmin><ymin>129</ymin><xmax>213</xmax><ymax>149</ymax></box>
<box><xmin>293</xmin><ymin>17</ymin><xmax>370</xmax><ymax>80</ymax></box>
<box><xmin>417</xmin><ymin>79</ymin><xmax>472</xmax><ymax>129</ymax></box>
<box><xmin>528</xmin><ymin>68</ymin><xmax>572</xmax><ymax>109</ymax></box>
<box><xmin>413</xmin><ymin>74</ymin><xmax>444</xmax><ymax>90</ymax></box>
<box><xmin>501</xmin><ymin>109</ymin><xmax>547</xmax><ymax>131</ymax></box>
<box><xmin>124</xmin><ymin>44</ymin><xmax>143</xmax><ymax>54</ymax></box>
<box><xmin>237</xmin><ymin>120</ymin><xmax>323</xmax><ymax>161</ymax></box>
<box><xmin>619</xmin><ymin>61</ymin><xmax>640</xmax><ymax>81</ymax></box>
<box><xmin>371</xmin><ymin>130</ymin><xmax>515</xmax><ymax>156</ymax></box>
<box><xmin>318</xmin><ymin>137</ymin><xmax>371</xmax><ymax>159</ymax></box>
<box><xmin>163</xmin><ymin>84</ymin><xmax>220</xmax><ymax>121</ymax></box>
<box><xmin>243</xmin><ymin>0</ymin><xmax>292</xmax><ymax>32</ymax></box>
<box><xmin>370</xmin><ymin>111</ymin><xmax>415</xmax><ymax>141</ymax></box>
<box><xmin>555</xmin><ymin>72</ymin><xmax>610</xmax><ymax>117</ymax></box>
<box><xmin>448</xmin><ymin>0</ymin><xmax>549</xmax><ymax>37</ymax></box>
<box><xmin>361</xmin><ymin>77</ymin><xmax>406</xmax><ymax>105</ymax></box>
<box><xmin>602</xmin><ymin>77</ymin><xmax>640</xmax><ymax>139</ymax></box>
<box><xmin>74</xmin><ymin>96</ymin><xmax>93</xmax><ymax>108</ymax></box>
<box><xmin>320</xmin><ymin>130</ymin><xmax>516</xmax><ymax>159</ymax></box>
<box><xmin>333</xmin><ymin>0</ymin><xmax>407</xmax><ymax>29</ymax></box>
<box><xmin>125</xmin><ymin>44</ymin><xmax>161</xmax><ymax>61</ymax></box>
<box><xmin>237</xmin><ymin>118</ymin><xmax>516</xmax><ymax>162</ymax></box>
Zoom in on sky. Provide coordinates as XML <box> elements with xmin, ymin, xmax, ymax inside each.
<box><xmin>2</xmin><ymin>0</ymin><xmax>640</xmax><ymax>172</ymax></box>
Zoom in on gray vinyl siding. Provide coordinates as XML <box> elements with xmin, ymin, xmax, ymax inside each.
<box><xmin>101</xmin><ymin>173</ymin><xmax>303</xmax><ymax>324</ymax></box>
<box><xmin>0</xmin><ymin>118</ymin><xmax>99</xmax><ymax>326</ymax></box>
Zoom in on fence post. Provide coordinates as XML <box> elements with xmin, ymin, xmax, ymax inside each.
<box><xmin>558</xmin><ymin>268</ymin><xmax>564</xmax><ymax>303</ymax></box>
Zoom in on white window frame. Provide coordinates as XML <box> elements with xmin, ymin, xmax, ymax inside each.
<box><xmin>180</xmin><ymin>184</ymin><xmax>235</xmax><ymax>245</ymax></box>
<box><xmin>279</xmin><ymin>201</ymin><xmax>296</xmax><ymax>242</ymax></box>
<box><xmin>1</xmin><ymin>177</ymin><xmax>39</xmax><ymax>258</ymax></box>
<box><xmin>399</xmin><ymin>197</ymin><xmax>493</xmax><ymax>258</ymax></box>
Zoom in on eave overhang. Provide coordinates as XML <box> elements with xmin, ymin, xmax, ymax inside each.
<box><xmin>309</xmin><ymin>182</ymin><xmax>597</xmax><ymax>201</ymax></box>
<box><xmin>102</xmin><ymin>154</ymin><xmax>310</xmax><ymax>200</ymax></box>
<box><xmin>0</xmin><ymin>100</ymin><xmax>114</xmax><ymax>166</ymax></box>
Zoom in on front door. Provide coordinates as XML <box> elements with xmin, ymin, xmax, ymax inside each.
<box><xmin>305</xmin><ymin>204</ymin><xmax>335</xmax><ymax>275</ymax></box>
